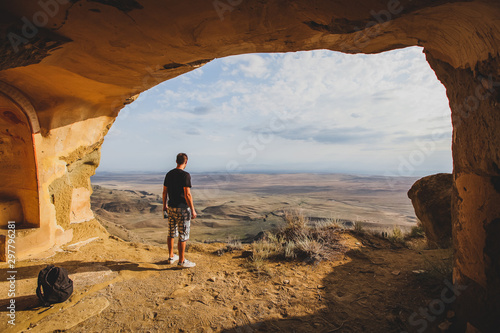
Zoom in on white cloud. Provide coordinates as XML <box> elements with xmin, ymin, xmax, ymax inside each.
<box><xmin>99</xmin><ymin>47</ymin><xmax>452</xmax><ymax>176</ymax></box>
<box><xmin>222</xmin><ymin>54</ymin><xmax>270</xmax><ymax>78</ymax></box>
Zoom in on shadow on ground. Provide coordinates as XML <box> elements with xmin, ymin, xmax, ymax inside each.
<box><xmin>224</xmin><ymin>248</ymin><xmax>457</xmax><ymax>333</ymax></box>
<box><xmin>0</xmin><ymin>259</ymin><xmax>177</xmax><ymax>313</ymax></box>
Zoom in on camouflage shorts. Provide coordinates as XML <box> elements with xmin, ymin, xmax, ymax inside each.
<box><xmin>167</xmin><ymin>207</ymin><xmax>191</xmax><ymax>242</ymax></box>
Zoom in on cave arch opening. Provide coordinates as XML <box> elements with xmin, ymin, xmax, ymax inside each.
<box><xmin>1</xmin><ymin>0</ymin><xmax>498</xmax><ymax>329</ymax></box>
<box><xmin>91</xmin><ymin>46</ymin><xmax>452</xmax><ymax>243</ymax></box>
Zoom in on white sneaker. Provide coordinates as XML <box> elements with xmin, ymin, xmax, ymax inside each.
<box><xmin>167</xmin><ymin>254</ymin><xmax>179</xmax><ymax>264</ymax></box>
<box><xmin>178</xmin><ymin>259</ymin><xmax>196</xmax><ymax>268</ymax></box>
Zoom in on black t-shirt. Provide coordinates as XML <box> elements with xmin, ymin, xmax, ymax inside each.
<box><xmin>164</xmin><ymin>168</ymin><xmax>192</xmax><ymax>208</ymax></box>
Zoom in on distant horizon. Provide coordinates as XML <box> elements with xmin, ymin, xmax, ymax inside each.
<box><xmin>92</xmin><ymin>169</ymin><xmax>429</xmax><ymax>178</ymax></box>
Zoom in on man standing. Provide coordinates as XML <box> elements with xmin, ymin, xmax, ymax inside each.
<box><xmin>163</xmin><ymin>153</ymin><xmax>197</xmax><ymax>268</ymax></box>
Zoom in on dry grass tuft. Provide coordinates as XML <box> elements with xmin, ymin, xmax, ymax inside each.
<box><xmin>363</xmin><ymin>220</ymin><xmax>439</xmax><ymax>251</ymax></box>
<box><xmin>410</xmin><ymin>224</ymin><xmax>425</xmax><ymax>238</ymax></box>
<box><xmin>387</xmin><ymin>226</ymin><xmax>405</xmax><ymax>244</ymax></box>
<box><xmin>215</xmin><ymin>238</ymin><xmax>243</xmax><ymax>256</ymax></box>
<box><xmin>353</xmin><ymin>221</ymin><xmax>364</xmax><ymax>233</ymax></box>
<box><xmin>419</xmin><ymin>249</ymin><xmax>454</xmax><ymax>282</ymax></box>
<box><xmin>226</xmin><ymin>238</ymin><xmax>243</xmax><ymax>251</ymax></box>
<box><xmin>314</xmin><ymin>217</ymin><xmax>343</xmax><ymax>230</ymax></box>
<box><xmin>248</xmin><ymin>210</ymin><xmax>348</xmax><ymax>266</ymax></box>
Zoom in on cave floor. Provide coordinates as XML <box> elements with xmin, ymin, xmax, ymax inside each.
<box><xmin>0</xmin><ymin>228</ymin><xmax>453</xmax><ymax>333</ymax></box>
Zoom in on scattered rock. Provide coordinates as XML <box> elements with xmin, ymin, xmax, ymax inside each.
<box><xmin>438</xmin><ymin>320</ymin><xmax>452</xmax><ymax>331</ymax></box>
<box><xmin>391</xmin><ymin>270</ymin><xmax>401</xmax><ymax>276</ymax></box>
<box><xmin>208</xmin><ymin>277</ymin><xmax>216</xmax><ymax>282</ymax></box>
<box><xmin>170</xmin><ymin>285</ymin><xmax>196</xmax><ymax>298</ymax></box>
<box><xmin>412</xmin><ymin>270</ymin><xmax>426</xmax><ymax>274</ymax></box>
<box><xmin>241</xmin><ymin>251</ymin><xmax>253</xmax><ymax>258</ymax></box>
<box><xmin>145</xmin><ymin>311</ymin><xmax>158</xmax><ymax>319</ymax></box>
<box><xmin>197</xmin><ymin>295</ymin><xmax>210</xmax><ymax>305</ymax></box>
<box><xmin>359</xmin><ymin>270</ymin><xmax>375</xmax><ymax>274</ymax></box>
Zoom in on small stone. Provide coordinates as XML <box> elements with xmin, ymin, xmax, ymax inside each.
<box><xmin>412</xmin><ymin>270</ymin><xmax>426</xmax><ymax>274</ymax></box>
<box><xmin>283</xmin><ymin>279</ymin><xmax>290</xmax><ymax>285</ymax></box>
<box><xmin>317</xmin><ymin>285</ymin><xmax>325</xmax><ymax>289</ymax></box>
<box><xmin>208</xmin><ymin>277</ymin><xmax>216</xmax><ymax>282</ymax></box>
<box><xmin>241</xmin><ymin>250</ymin><xmax>253</xmax><ymax>258</ymax></box>
<box><xmin>391</xmin><ymin>270</ymin><xmax>401</xmax><ymax>276</ymax></box>
<box><xmin>355</xmin><ymin>242</ymin><xmax>361</xmax><ymax>246</ymax></box>
<box><xmin>438</xmin><ymin>320</ymin><xmax>451</xmax><ymax>331</ymax></box>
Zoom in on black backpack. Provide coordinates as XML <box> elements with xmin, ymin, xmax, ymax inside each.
<box><xmin>36</xmin><ymin>265</ymin><xmax>73</xmax><ymax>306</ymax></box>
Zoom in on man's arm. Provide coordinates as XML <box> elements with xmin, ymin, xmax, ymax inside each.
<box><xmin>162</xmin><ymin>186</ymin><xmax>168</xmax><ymax>210</ymax></box>
<box><xmin>184</xmin><ymin>187</ymin><xmax>197</xmax><ymax>219</ymax></box>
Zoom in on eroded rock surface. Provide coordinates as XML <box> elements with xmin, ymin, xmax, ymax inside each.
<box><xmin>408</xmin><ymin>173</ymin><xmax>452</xmax><ymax>248</ymax></box>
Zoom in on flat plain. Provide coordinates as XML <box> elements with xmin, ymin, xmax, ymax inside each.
<box><xmin>90</xmin><ymin>172</ymin><xmax>419</xmax><ymax>245</ymax></box>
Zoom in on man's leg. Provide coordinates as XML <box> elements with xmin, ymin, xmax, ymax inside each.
<box><xmin>178</xmin><ymin>240</ymin><xmax>186</xmax><ymax>263</ymax></box>
<box><xmin>167</xmin><ymin>207</ymin><xmax>179</xmax><ymax>260</ymax></box>
<box><xmin>168</xmin><ymin>237</ymin><xmax>175</xmax><ymax>259</ymax></box>
<box><xmin>178</xmin><ymin>208</ymin><xmax>191</xmax><ymax>264</ymax></box>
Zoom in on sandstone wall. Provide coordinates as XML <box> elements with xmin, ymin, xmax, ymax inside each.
<box><xmin>0</xmin><ymin>0</ymin><xmax>499</xmax><ymax>330</ymax></box>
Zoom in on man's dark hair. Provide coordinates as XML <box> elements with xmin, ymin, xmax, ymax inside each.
<box><xmin>176</xmin><ymin>153</ymin><xmax>188</xmax><ymax>165</ymax></box>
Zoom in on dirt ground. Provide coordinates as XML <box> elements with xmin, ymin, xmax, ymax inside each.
<box><xmin>0</xmin><ymin>221</ymin><xmax>455</xmax><ymax>333</ymax></box>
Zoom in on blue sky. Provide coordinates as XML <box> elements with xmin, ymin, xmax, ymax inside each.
<box><xmin>99</xmin><ymin>46</ymin><xmax>452</xmax><ymax>177</ymax></box>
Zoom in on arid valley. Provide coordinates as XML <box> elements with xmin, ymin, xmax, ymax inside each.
<box><xmin>90</xmin><ymin>172</ymin><xmax>419</xmax><ymax>245</ymax></box>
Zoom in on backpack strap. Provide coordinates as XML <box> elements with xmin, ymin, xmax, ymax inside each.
<box><xmin>36</xmin><ymin>284</ymin><xmax>49</xmax><ymax>306</ymax></box>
